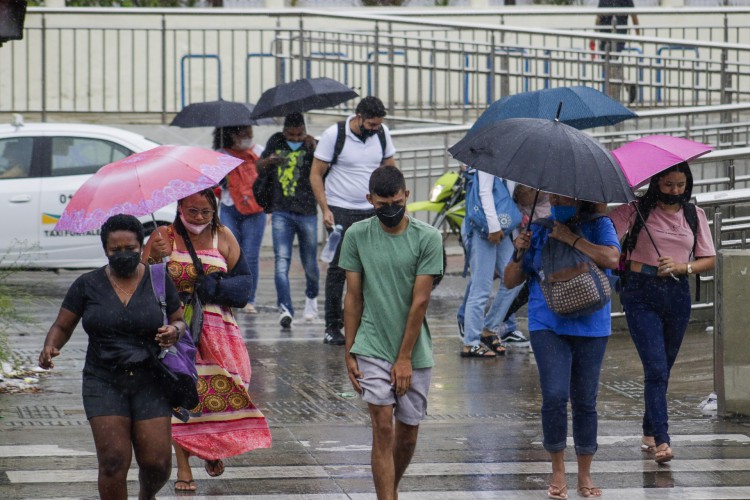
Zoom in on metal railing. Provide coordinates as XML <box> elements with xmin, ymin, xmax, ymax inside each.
<box><xmin>5</xmin><ymin>8</ymin><xmax>750</xmax><ymax>123</ymax></box>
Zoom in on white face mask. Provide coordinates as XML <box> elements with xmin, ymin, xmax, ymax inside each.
<box><xmin>180</xmin><ymin>214</ymin><xmax>210</xmax><ymax>235</ymax></box>
<box><xmin>235</xmin><ymin>138</ymin><xmax>254</xmax><ymax>151</ymax></box>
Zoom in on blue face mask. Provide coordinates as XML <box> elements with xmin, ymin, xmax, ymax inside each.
<box><xmin>551</xmin><ymin>205</ymin><xmax>577</xmax><ymax>223</ymax></box>
<box><xmin>286</xmin><ymin>141</ymin><xmax>303</xmax><ymax>151</ymax></box>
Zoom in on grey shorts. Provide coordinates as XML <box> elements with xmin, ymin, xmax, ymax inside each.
<box><xmin>82</xmin><ymin>366</ymin><xmax>172</xmax><ymax>421</ymax></box>
<box><xmin>355</xmin><ymin>355</ymin><xmax>432</xmax><ymax>426</ymax></box>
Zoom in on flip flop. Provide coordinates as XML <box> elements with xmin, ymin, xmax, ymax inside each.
<box><xmin>577</xmin><ymin>485</ymin><xmax>602</xmax><ymax>497</ymax></box>
<box><xmin>641</xmin><ymin>436</ymin><xmax>656</xmax><ymax>453</ymax></box>
<box><xmin>204</xmin><ymin>459</ymin><xmax>225</xmax><ymax>477</ymax></box>
<box><xmin>174</xmin><ymin>479</ymin><xmax>196</xmax><ymax>491</ymax></box>
<box><xmin>654</xmin><ymin>445</ymin><xmax>674</xmax><ymax>464</ymax></box>
<box><xmin>548</xmin><ymin>483</ymin><xmax>568</xmax><ymax>499</ymax></box>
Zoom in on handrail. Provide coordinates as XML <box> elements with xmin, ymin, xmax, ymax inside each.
<box><xmin>388</xmin><ymin>103</ymin><xmax>750</xmax><ymax>139</ymax></box>
<box><xmin>23</xmin><ymin>7</ymin><xmax>750</xmax><ymax>51</ymax></box>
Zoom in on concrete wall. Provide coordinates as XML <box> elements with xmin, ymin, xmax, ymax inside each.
<box><xmin>715</xmin><ymin>250</ymin><xmax>750</xmax><ymax>417</ymax></box>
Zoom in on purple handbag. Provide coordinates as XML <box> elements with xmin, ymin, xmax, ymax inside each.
<box><xmin>150</xmin><ymin>263</ymin><xmax>200</xmax><ymax>421</ymax></box>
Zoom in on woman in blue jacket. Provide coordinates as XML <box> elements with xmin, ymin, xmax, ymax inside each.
<box><xmin>505</xmin><ymin>194</ymin><xmax>620</xmax><ymax>500</ymax></box>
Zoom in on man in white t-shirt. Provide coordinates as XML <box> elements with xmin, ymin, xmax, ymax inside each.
<box><xmin>310</xmin><ymin>96</ymin><xmax>397</xmax><ymax>346</ymax></box>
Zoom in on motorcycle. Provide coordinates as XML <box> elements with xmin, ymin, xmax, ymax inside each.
<box><xmin>406</xmin><ymin>169</ymin><xmax>466</xmax><ymax>237</ymax></box>
<box><xmin>407</xmin><ymin>169</ymin><xmax>467</xmax><ymax>287</ymax></box>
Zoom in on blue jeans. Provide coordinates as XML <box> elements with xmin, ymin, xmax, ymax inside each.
<box><xmin>620</xmin><ymin>272</ymin><xmax>691</xmax><ymax>447</ymax></box>
<box><xmin>462</xmin><ymin>229</ymin><xmax>522</xmax><ymax>347</ymax></box>
<box><xmin>530</xmin><ymin>329</ymin><xmax>609</xmax><ymax>456</ymax></box>
<box><xmin>271</xmin><ymin>211</ymin><xmax>319</xmax><ymax>316</ymax></box>
<box><xmin>457</xmin><ymin>283</ymin><xmax>517</xmax><ymax>336</ymax></box>
<box><xmin>220</xmin><ymin>204</ymin><xmax>266</xmax><ymax>305</ymax></box>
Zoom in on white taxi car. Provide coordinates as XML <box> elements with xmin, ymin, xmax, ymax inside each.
<box><xmin>0</xmin><ymin>120</ymin><xmax>176</xmax><ymax>269</ymax></box>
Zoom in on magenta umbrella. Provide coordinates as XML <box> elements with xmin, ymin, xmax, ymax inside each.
<box><xmin>612</xmin><ymin>135</ymin><xmax>714</xmax><ymax>188</ymax></box>
<box><xmin>55</xmin><ymin>145</ymin><xmax>243</xmax><ymax>233</ymax></box>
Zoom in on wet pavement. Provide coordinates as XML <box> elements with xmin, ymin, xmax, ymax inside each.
<box><xmin>2</xmin><ymin>243</ymin><xmax>750</xmax><ymax>499</ymax></box>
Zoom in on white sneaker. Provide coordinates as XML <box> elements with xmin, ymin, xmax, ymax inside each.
<box><xmin>279</xmin><ymin>306</ymin><xmax>293</xmax><ymax>329</ymax></box>
<box><xmin>303</xmin><ymin>297</ymin><xmax>318</xmax><ymax>322</ymax></box>
<box><xmin>243</xmin><ymin>303</ymin><xmax>257</xmax><ymax>314</ymax></box>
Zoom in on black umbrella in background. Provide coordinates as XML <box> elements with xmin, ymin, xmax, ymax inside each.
<box><xmin>250</xmin><ymin>77</ymin><xmax>359</xmax><ymax>119</ymax></box>
<box><xmin>170</xmin><ymin>99</ymin><xmax>275</xmax><ymax>128</ymax></box>
<box><xmin>449</xmin><ymin>117</ymin><xmax>635</xmax><ymax>205</ymax></box>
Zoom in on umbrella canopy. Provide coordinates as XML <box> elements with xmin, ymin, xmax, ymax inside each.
<box><xmin>612</xmin><ymin>135</ymin><xmax>714</xmax><ymax>188</ymax></box>
<box><xmin>170</xmin><ymin>99</ymin><xmax>275</xmax><ymax>128</ymax></box>
<box><xmin>250</xmin><ymin>77</ymin><xmax>358</xmax><ymax>119</ymax></box>
<box><xmin>55</xmin><ymin>145</ymin><xmax>243</xmax><ymax>233</ymax></box>
<box><xmin>449</xmin><ymin>118</ymin><xmax>635</xmax><ymax>204</ymax></box>
<box><xmin>471</xmin><ymin>86</ymin><xmax>637</xmax><ymax>132</ymax></box>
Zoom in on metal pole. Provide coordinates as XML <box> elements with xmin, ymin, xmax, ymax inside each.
<box><xmin>298</xmin><ymin>17</ymin><xmax>305</xmax><ymax>82</ymax></box>
<box><xmin>713</xmin><ymin>209</ymin><xmax>723</xmax><ymax>414</ymax></box>
<box><xmin>41</xmin><ymin>15</ymin><xmax>47</xmax><ymax>122</ymax></box>
<box><xmin>373</xmin><ymin>23</ymin><xmax>380</xmax><ymax>97</ymax></box>
<box><xmin>388</xmin><ymin>22</ymin><xmax>395</xmax><ymax>117</ymax></box>
<box><xmin>161</xmin><ymin>15</ymin><xmax>167</xmax><ymax>124</ymax></box>
<box><xmin>275</xmin><ymin>18</ymin><xmax>283</xmax><ymax>85</ymax></box>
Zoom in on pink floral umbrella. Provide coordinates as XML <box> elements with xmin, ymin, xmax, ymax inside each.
<box><xmin>55</xmin><ymin>145</ymin><xmax>243</xmax><ymax>233</ymax></box>
<box><xmin>612</xmin><ymin>135</ymin><xmax>714</xmax><ymax>189</ymax></box>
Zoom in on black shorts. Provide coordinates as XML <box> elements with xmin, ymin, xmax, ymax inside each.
<box><xmin>82</xmin><ymin>366</ymin><xmax>172</xmax><ymax>421</ymax></box>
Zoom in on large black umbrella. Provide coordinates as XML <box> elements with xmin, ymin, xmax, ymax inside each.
<box><xmin>250</xmin><ymin>77</ymin><xmax>359</xmax><ymax>119</ymax></box>
<box><xmin>449</xmin><ymin>117</ymin><xmax>635</xmax><ymax>204</ymax></box>
<box><xmin>170</xmin><ymin>99</ymin><xmax>274</xmax><ymax>128</ymax></box>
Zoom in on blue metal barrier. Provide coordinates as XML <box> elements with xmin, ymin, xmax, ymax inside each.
<box><xmin>306</xmin><ymin>52</ymin><xmax>349</xmax><ymax>85</ymax></box>
<box><xmin>655</xmin><ymin>45</ymin><xmax>701</xmax><ymax>103</ymax></box>
<box><xmin>488</xmin><ymin>47</ymin><xmax>530</xmax><ymax>103</ymax></box>
<box><xmin>245</xmin><ymin>53</ymin><xmax>285</xmax><ymax>104</ymax></box>
<box><xmin>620</xmin><ymin>46</ymin><xmax>645</xmax><ymax>103</ymax></box>
<box><xmin>367</xmin><ymin>50</ymin><xmax>405</xmax><ymax>97</ymax></box>
<box><xmin>180</xmin><ymin>54</ymin><xmax>222</xmax><ymax>109</ymax></box>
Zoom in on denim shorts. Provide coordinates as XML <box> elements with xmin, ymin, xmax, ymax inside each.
<box><xmin>82</xmin><ymin>366</ymin><xmax>172</xmax><ymax>421</ymax></box>
<box><xmin>355</xmin><ymin>355</ymin><xmax>431</xmax><ymax>426</ymax></box>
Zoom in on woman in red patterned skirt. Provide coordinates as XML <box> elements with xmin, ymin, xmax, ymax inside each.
<box><xmin>144</xmin><ymin>189</ymin><xmax>271</xmax><ymax>492</ymax></box>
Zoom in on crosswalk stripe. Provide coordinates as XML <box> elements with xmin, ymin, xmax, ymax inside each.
<box><xmin>0</xmin><ymin>445</ymin><xmax>95</xmax><ymax>457</ymax></box>
<box><xmin>47</xmin><ymin>486</ymin><xmax>750</xmax><ymax>500</ymax></box>
<box><xmin>550</xmin><ymin>434</ymin><xmax>750</xmax><ymax>447</ymax></box>
<box><xmin>9</xmin><ymin>458</ymin><xmax>750</xmax><ymax>484</ymax></box>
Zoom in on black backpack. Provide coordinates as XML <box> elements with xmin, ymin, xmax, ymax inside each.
<box><xmin>329</xmin><ymin>120</ymin><xmax>387</xmax><ymax>167</ymax></box>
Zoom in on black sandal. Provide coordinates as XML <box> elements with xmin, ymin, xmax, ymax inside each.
<box><xmin>481</xmin><ymin>333</ymin><xmax>506</xmax><ymax>355</ymax></box>
<box><xmin>461</xmin><ymin>345</ymin><xmax>497</xmax><ymax>358</ymax></box>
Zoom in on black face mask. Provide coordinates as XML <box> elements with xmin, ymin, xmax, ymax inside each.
<box><xmin>108</xmin><ymin>250</ymin><xmax>141</xmax><ymax>277</ymax></box>
<box><xmin>657</xmin><ymin>191</ymin><xmax>683</xmax><ymax>206</ymax></box>
<box><xmin>376</xmin><ymin>204</ymin><xmax>406</xmax><ymax>228</ymax></box>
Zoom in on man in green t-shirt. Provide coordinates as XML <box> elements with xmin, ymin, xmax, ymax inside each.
<box><xmin>339</xmin><ymin>165</ymin><xmax>443</xmax><ymax>500</ymax></box>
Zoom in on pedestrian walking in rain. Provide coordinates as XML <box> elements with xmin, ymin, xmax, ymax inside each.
<box><xmin>214</xmin><ymin>125</ymin><xmax>266</xmax><ymax>314</ymax></box>
<box><xmin>595</xmin><ymin>0</ymin><xmax>641</xmax><ymax>103</ymax></box>
<box><xmin>39</xmin><ymin>214</ymin><xmax>186</xmax><ymax>500</ymax></box>
<box><xmin>144</xmin><ymin>189</ymin><xmax>271</xmax><ymax>492</ymax></box>
<box><xmin>609</xmin><ymin>162</ymin><xmax>715</xmax><ymax>464</ymax></box>
<box><xmin>340</xmin><ymin>166</ymin><xmax>443</xmax><ymax>500</ymax></box>
<box><xmin>505</xmin><ymin>195</ymin><xmax>620</xmax><ymax>499</ymax></box>
<box><xmin>310</xmin><ymin>96</ymin><xmax>397</xmax><ymax>346</ymax></box>
<box><xmin>257</xmin><ymin>112</ymin><xmax>320</xmax><ymax>328</ymax></box>
<box><xmin>458</xmin><ymin>170</ymin><xmax>523</xmax><ymax>358</ymax></box>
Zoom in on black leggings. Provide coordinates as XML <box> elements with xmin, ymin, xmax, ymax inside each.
<box><xmin>324</xmin><ymin>206</ymin><xmax>375</xmax><ymax>329</ymax></box>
